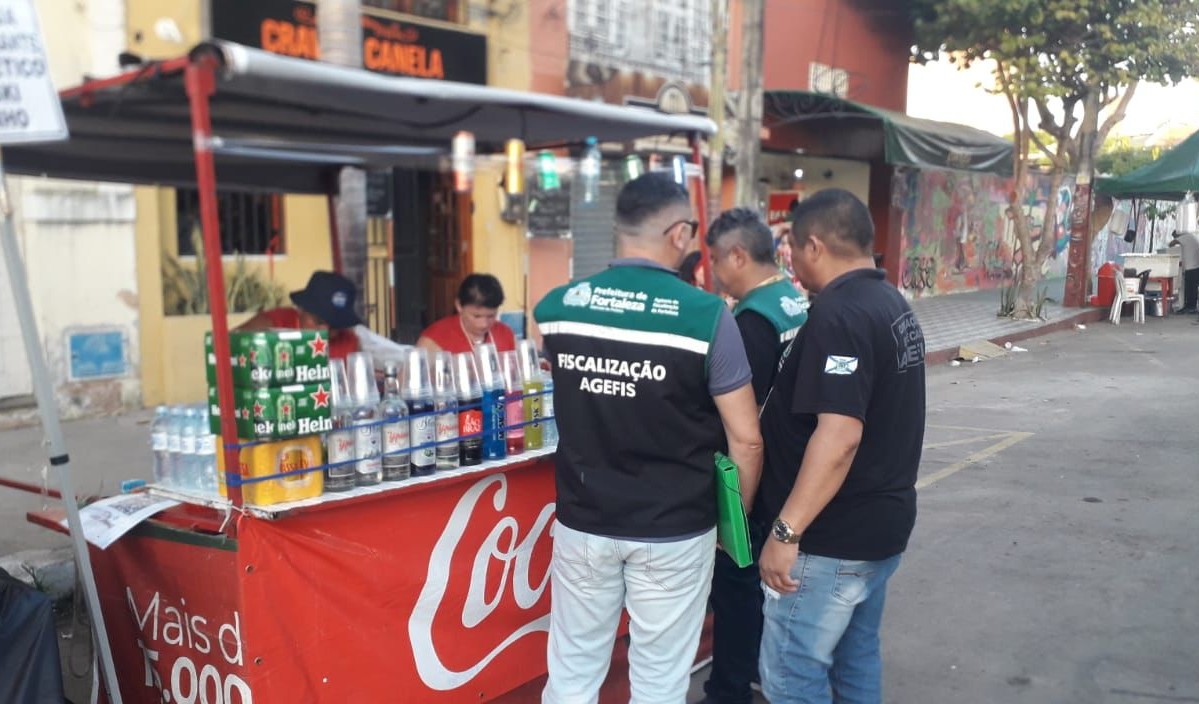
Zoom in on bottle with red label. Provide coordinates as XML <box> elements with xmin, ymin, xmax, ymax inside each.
<box><xmin>453</xmin><ymin>352</ymin><xmax>484</xmax><ymax>466</ymax></box>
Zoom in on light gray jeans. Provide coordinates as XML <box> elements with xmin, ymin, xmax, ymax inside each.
<box><xmin>542</xmin><ymin>522</ymin><xmax>717</xmax><ymax>704</ymax></box>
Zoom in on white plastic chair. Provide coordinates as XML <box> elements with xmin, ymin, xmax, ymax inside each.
<box><xmin>1110</xmin><ymin>277</ymin><xmax>1145</xmax><ymax>324</ymax></box>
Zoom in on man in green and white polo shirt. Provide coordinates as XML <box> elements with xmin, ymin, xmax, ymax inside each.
<box><xmin>535</xmin><ymin>173</ymin><xmax>763</xmax><ymax>703</ymax></box>
<box><xmin>702</xmin><ymin>207</ymin><xmax>808</xmax><ymax>704</ymax></box>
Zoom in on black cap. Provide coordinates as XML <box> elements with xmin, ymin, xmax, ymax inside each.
<box><xmin>289</xmin><ymin>271</ymin><xmax>363</xmax><ymax>330</ymax></box>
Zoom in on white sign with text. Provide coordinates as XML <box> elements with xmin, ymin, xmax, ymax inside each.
<box><xmin>0</xmin><ymin>0</ymin><xmax>66</xmax><ymax>144</ymax></box>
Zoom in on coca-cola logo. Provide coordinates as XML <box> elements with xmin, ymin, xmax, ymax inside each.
<box><xmin>408</xmin><ymin>474</ymin><xmax>555</xmax><ymax>691</ymax></box>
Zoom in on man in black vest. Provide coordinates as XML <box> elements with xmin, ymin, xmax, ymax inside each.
<box><xmin>535</xmin><ymin>173</ymin><xmax>763</xmax><ymax>703</ymax></box>
<box><xmin>755</xmin><ymin>189</ymin><xmax>925</xmax><ymax>703</ymax></box>
<box><xmin>702</xmin><ymin>208</ymin><xmax>809</xmax><ymax>704</ymax></box>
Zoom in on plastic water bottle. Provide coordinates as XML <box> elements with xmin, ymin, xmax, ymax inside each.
<box><xmin>542</xmin><ymin>369</ymin><xmax>558</xmax><ymax>448</ymax></box>
<box><xmin>179</xmin><ymin>407</ymin><xmax>199</xmax><ymax>491</ymax></box>
<box><xmin>151</xmin><ymin>406</ymin><xmax>171</xmax><ymax>485</ymax></box>
<box><xmin>196</xmin><ymin>408</ymin><xmax>218</xmax><ymax>494</ymax></box>
<box><xmin>579</xmin><ymin>136</ymin><xmax>601</xmax><ymax>205</ymax></box>
<box><xmin>380</xmin><ymin>361</ymin><xmax>411</xmax><ymax>482</ymax></box>
<box><xmin>165</xmin><ymin>406</ymin><xmax>183</xmax><ymax>488</ymax></box>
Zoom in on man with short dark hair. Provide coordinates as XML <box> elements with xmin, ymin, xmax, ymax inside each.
<box><xmin>755</xmin><ymin>189</ymin><xmax>926</xmax><ymax>704</ymax></box>
<box><xmin>702</xmin><ymin>207</ymin><xmax>808</xmax><ymax>704</ymax></box>
<box><xmin>417</xmin><ymin>273</ymin><xmax>518</xmax><ymax>354</ymax></box>
<box><xmin>535</xmin><ymin>173</ymin><xmax>763</xmax><ymax>703</ymax></box>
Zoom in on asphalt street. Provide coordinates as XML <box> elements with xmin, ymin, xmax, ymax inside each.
<box><xmin>1</xmin><ymin>317</ymin><xmax>1196</xmax><ymax>703</ymax></box>
<box><xmin>688</xmin><ymin>316</ymin><xmax>1199</xmax><ymax>703</ymax></box>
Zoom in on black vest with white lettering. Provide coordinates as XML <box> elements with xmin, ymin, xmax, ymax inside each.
<box><xmin>534</xmin><ymin>264</ymin><xmax>727</xmax><ymax>538</ymax></box>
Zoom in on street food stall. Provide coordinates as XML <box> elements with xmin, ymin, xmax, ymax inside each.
<box><xmin>5</xmin><ymin>40</ymin><xmax>716</xmax><ymax>703</ymax></box>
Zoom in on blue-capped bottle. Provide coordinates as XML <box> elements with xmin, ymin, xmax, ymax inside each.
<box><xmin>474</xmin><ymin>342</ymin><xmax>507</xmax><ymax>461</ymax></box>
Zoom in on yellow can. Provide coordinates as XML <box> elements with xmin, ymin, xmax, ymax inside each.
<box><xmin>217</xmin><ymin>435</ymin><xmax>325</xmax><ymax>506</ymax></box>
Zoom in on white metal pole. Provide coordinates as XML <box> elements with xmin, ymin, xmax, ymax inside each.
<box><xmin>0</xmin><ymin>152</ymin><xmax>123</xmax><ymax>704</ymax></box>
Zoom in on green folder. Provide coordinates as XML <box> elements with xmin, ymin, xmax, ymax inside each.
<box><xmin>715</xmin><ymin>451</ymin><xmax>754</xmax><ymax>568</ymax></box>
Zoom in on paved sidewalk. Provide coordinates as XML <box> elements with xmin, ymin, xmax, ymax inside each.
<box><xmin>909</xmin><ymin>280</ymin><xmax>1107</xmax><ymax>362</ymax></box>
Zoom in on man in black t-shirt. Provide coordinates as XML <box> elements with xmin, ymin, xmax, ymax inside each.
<box><xmin>754</xmin><ymin>189</ymin><xmax>925</xmax><ymax>704</ymax></box>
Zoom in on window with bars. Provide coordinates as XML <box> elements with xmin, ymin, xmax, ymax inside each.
<box><xmin>175</xmin><ymin>189</ymin><xmax>285</xmax><ymax>257</ymax></box>
<box><xmin>362</xmin><ymin>0</ymin><xmax>459</xmax><ymax>21</ymax></box>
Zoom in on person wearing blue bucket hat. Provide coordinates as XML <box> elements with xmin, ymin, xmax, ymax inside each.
<box><xmin>237</xmin><ymin>270</ymin><xmax>364</xmax><ymax>361</ymax></box>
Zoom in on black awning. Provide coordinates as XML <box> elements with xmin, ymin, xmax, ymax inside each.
<box><xmin>3</xmin><ymin>41</ymin><xmax>716</xmax><ymax>193</ymax></box>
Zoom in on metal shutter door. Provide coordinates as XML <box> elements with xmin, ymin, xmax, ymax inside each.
<box><xmin>569</xmin><ymin>163</ymin><xmax>620</xmax><ymax>280</ymax></box>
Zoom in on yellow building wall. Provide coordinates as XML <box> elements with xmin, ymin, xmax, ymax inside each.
<box><xmin>467</xmin><ymin>0</ymin><xmax>534</xmax><ymax>324</ymax></box>
<box><xmin>125</xmin><ymin>0</ymin><xmax>206</xmax><ymax>59</ymax></box>
<box><xmin>138</xmin><ymin>188</ymin><xmax>333</xmax><ymax>406</ymax></box>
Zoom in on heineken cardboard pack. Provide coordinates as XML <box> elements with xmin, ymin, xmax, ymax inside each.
<box><xmin>205</xmin><ymin>329</ymin><xmax>332</xmax><ymax>389</ymax></box>
<box><xmin>208</xmin><ymin>383</ymin><xmax>334</xmax><ymax>440</ymax></box>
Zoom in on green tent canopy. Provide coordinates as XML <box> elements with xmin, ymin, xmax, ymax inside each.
<box><xmin>1096</xmin><ymin>129</ymin><xmax>1199</xmax><ymax>201</ymax></box>
<box><xmin>763</xmin><ymin>91</ymin><xmax>1014</xmax><ymax>176</ymax></box>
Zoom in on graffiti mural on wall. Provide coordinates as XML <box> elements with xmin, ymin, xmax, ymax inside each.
<box><xmin>894</xmin><ymin>169</ymin><xmax>1075</xmax><ymax>298</ymax></box>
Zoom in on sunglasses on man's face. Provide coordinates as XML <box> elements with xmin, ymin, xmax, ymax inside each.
<box><xmin>662</xmin><ymin>219</ymin><xmax>699</xmax><ymax>240</ymax></box>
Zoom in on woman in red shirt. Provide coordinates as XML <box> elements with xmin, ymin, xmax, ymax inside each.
<box><xmin>417</xmin><ymin>273</ymin><xmax>517</xmax><ymax>355</ymax></box>
<box><xmin>236</xmin><ymin>271</ymin><xmax>362</xmax><ymax>361</ymax></box>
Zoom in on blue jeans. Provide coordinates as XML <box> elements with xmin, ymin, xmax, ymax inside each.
<box><xmin>759</xmin><ymin>552</ymin><xmax>902</xmax><ymax>704</ymax></box>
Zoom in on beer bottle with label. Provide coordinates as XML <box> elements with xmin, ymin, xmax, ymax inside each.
<box><xmin>517</xmin><ymin>340</ymin><xmax>544</xmax><ymax>451</ymax></box>
<box><xmin>348</xmin><ymin>352</ymin><xmax>382</xmax><ymax>486</ymax></box>
<box><xmin>324</xmin><ymin>359</ymin><xmax>357</xmax><ymax>492</ymax></box>
<box><xmin>500</xmin><ymin>350</ymin><xmax>525</xmax><ymax>456</ymax></box>
<box><xmin>403</xmin><ymin>348</ymin><xmax>436</xmax><ymax>476</ymax></box>
<box><xmin>475</xmin><ymin>343</ymin><xmax>507</xmax><ymax>461</ymax></box>
<box><xmin>432</xmin><ymin>351</ymin><xmax>460</xmax><ymax>470</ymax></box>
<box><xmin>379</xmin><ymin>361</ymin><xmax>411</xmax><ymax>482</ymax></box>
<box><xmin>453</xmin><ymin>352</ymin><xmax>483</xmax><ymax>466</ymax></box>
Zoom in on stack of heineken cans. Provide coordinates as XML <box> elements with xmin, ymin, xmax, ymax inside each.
<box><xmin>204</xmin><ymin>329</ymin><xmax>333</xmax><ymax>504</ymax></box>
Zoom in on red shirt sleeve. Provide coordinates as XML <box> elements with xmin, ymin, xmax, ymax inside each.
<box><xmin>259</xmin><ymin>307</ymin><xmax>301</xmax><ymax>328</ymax></box>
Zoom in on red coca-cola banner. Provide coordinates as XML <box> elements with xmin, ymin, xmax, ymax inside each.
<box><xmin>92</xmin><ymin>460</ymin><xmax>558</xmax><ymax>703</ymax></box>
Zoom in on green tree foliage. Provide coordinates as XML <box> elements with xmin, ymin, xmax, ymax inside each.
<box><xmin>911</xmin><ymin>0</ymin><xmax>1199</xmax><ymax>316</ymax></box>
<box><xmin>1094</xmin><ymin>137</ymin><xmax>1166</xmax><ymax>178</ymax></box>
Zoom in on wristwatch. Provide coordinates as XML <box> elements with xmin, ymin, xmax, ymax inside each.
<box><xmin>772</xmin><ymin>518</ymin><xmax>802</xmax><ymax>544</ymax></box>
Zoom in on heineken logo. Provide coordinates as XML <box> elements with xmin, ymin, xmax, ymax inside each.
<box><xmin>297</xmin><ymin>366</ymin><xmax>331</xmax><ymax>384</ymax></box>
<box><xmin>250</xmin><ymin>367</ymin><xmax>273</xmax><ymax>383</ymax></box>
<box><xmin>299</xmin><ymin>417</ymin><xmax>332</xmax><ymax>434</ymax></box>
<box><xmin>307</xmin><ymin>334</ymin><xmax>329</xmax><ymax>358</ymax></box>
<box><xmin>254</xmin><ymin>419</ymin><xmax>275</xmax><ymax>435</ymax></box>
<box><xmin>252</xmin><ymin>401</ymin><xmax>266</xmax><ymax>418</ymax></box>
<box><xmin>277</xmin><ymin>419</ymin><xmax>298</xmax><ymax>435</ymax></box>
<box><xmin>310</xmin><ymin>385</ymin><xmax>331</xmax><ymax>409</ymax></box>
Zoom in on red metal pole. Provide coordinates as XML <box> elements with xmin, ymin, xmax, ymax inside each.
<box><xmin>185</xmin><ymin>58</ymin><xmax>243</xmax><ymax>513</ymax></box>
<box><xmin>691</xmin><ymin>134</ymin><xmax>714</xmax><ymax>293</ymax></box>
<box><xmin>327</xmin><ymin>193</ymin><xmax>344</xmax><ymax>274</ymax></box>
<box><xmin>0</xmin><ymin>476</ymin><xmax>62</xmax><ymax>499</ymax></box>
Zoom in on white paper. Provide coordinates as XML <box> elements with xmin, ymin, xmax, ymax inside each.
<box><xmin>59</xmin><ymin>493</ymin><xmax>180</xmax><ymax>550</ymax></box>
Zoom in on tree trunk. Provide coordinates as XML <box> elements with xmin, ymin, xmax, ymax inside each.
<box><xmin>318</xmin><ymin>0</ymin><xmax>368</xmax><ymax>320</ymax></box>
<box><xmin>706</xmin><ymin>0</ymin><xmax>728</xmax><ymax>217</ymax></box>
<box><xmin>734</xmin><ymin>0</ymin><xmax>765</xmax><ymax>210</ymax></box>
<box><xmin>1062</xmin><ymin>88</ymin><xmax>1101</xmax><ymax>307</ymax></box>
